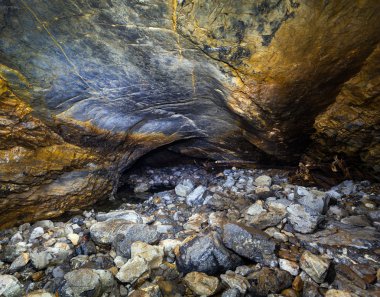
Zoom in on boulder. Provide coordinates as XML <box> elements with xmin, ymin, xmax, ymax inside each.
<box><xmin>222</xmin><ymin>223</ymin><xmax>277</xmax><ymax>266</ymax></box>
<box><xmin>176</xmin><ymin>232</ymin><xmax>243</xmax><ymax>275</ymax></box>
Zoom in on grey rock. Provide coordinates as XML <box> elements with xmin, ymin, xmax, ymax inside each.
<box><xmin>90</xmin><ymin>219</ymin><xmax>130</xmax><ymax>245</ymax></box>
<box><xmin>176</xmin><ymin>232</ymin><xmax>243</xmax><ymax>275</ymax></box>
<box><xmin>96</xmin><ymin>210</ymin><xmax>143</xmax><ymax>223</ymax></box>
<box><xmin>340</xmin><ymin>215</ymin><xmax>371</xmax><ymax>227</ymax></box>
<box><xmin>29</xmin><ymin>227</ymin><xmax>44</xmax><ymax>242</ymax></box>
<box><xmin>0</xmin><ymin>275</ymin><xmax>23</xmax><ymax>297</ymax></box>
<box><xmin>30</xmin><ymin>251</ymin><xmax>53</xmax><ymax>270</ymax></box>
<box><xmin>296</xmin><ymin>187</ymin><xmax>330</xmax><ymax>214</ymax></box>
<box><xmin>113</xmin><ymin>224</ymin><xmax>160</xmax><ymax>258</ymax></box>
<box><xmin>186</xmin><ymin>185</ymin><xmax>206</xmax><ymax>206</ymax></box>
<box><xmin>369</xmin><ymin>210</ymin><xmax>380</xmax><ymax>221</ymax></box>
<box><xmin>222</xmin><ymin>288</ymin><xmax>241</xmax><ymax>297</ymax></box>
<box><xmin>62</xmin><ymin>269</ymin><xmax>101</xmax><ymax>297</ymax></box>
<box><xmin>222</xmin><ymin>223</ymin><xmax>277</xmax><ymax>266</ymax></box>
<box><xmin>33</xmin><ymin>220</ymin><xmax>55</xmax><ymax>230</ymax></box>
<box><xmin>254</xmin><ymin>175</ymin><xmax>272</xmax><ymax>187</ymax></box>
<box><xmin>287</xmin><ymin>204</ymin><xmax>322</xmax><ymax>233</ymax></box>
<box><xmin>134</xmin><ymin>182</ymin><xmax>150</xmax><ymax>193</ymax></box>
<box><xmin>175</xmin><ymin>179</ymin><xmax>194</xmax><ymax>197</ymax></box>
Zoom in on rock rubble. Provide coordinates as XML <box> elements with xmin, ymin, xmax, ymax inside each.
<box><xmin>0</xmin><ymin>164</ymin><xmax>379</xmax><ymax>296</ymax></box>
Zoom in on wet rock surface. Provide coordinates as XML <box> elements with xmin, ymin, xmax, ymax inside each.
<box><xmin>0</xmin><ymin>164</ymin><xmax>379</xmax><ymax>296</ymax></box>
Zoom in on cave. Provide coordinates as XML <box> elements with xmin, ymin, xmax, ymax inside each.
<box><xmin>0</xmin><ymin>1</ymin><xmax>379</xmax><ymax>296</ymax></box>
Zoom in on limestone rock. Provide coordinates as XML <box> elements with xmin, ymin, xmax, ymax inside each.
<box><xmin>131</xmin><ymin>242</ymin><xmax>164</xmax><ymax>269</ymax></box>
<box><xmin>183</xmin><ymin>272</ymin><xmax>219</xmax><ymax>296</ymax></box>
<box><xmin>116</xmin><ymin>256</ymin><xmax>150</xmax><ymax>284</ymax></box>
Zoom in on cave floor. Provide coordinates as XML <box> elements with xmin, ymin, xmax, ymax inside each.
<box><xmin>0</xmin><ymin>164</ymin><xmax>379</xmax><ymax>296</ymax></box>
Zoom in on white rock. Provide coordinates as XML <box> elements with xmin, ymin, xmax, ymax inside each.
<box><xmin>159</xmin><ymin>239</ymin><xmax>181</xmax><ymax>255</ymax></box>
<box><xmin>279</xmin><ymin>258</ymin><xmax>299</xmax><ymax>276</ymax></box>
<box><xmin>116</xmin><ymin>256</ymin><xmax>150</xmax><ymax>283</ymax></box>
<box><xmin>175</xmin><ymin>179</ymin><xmax>194</xmax><ymax>197</ymax></box>
<box><xmin>67</xmin><ymin>233</ymin><xmax>80</xmax><ymax>245</ymax></box>
<box><xmin>254</xmin><ymin>175</ymin><xmax>272</xmax><ymax>187</ymax></box>
<box><xmin>30</xmin><ymin>251</ymin><xmax>52</xmax><ymax>270</ymax></box>
<box><xmin>246</xmin><ymin>200</ymin><xmax>266</xmax><ymax>216</ymax></box>
<box><xmin>29</xmin><ymin>227</ymin><xmax>44</xmax><ymax>241</ymax></box>
<box><xmin>26</xmin><ymin>290</ymin><xmax>55</xmax><ymax>297</ymax></box>
<box><xmin>114</xmin><ymin>256</ymin><xmax>127</xmax><ymax>268</ymax></box>
<box><xmin>96</xmin><ymin>210</ymin><xmax>143</xmax><ymax>223</ymax></box>
<box><xmin>287</xmin><ymin>204</ymin><xmax>322</xmax><ymax>234</ymax></box>
<box><xmin>0</xmin><ymin>275</ymin><xmax>23</xmax><ymax>297</ymax></box>
<box><xmin>186</xmin><ymin>185</ymin><xmax>206</xmax><ymax>206</ymax></box>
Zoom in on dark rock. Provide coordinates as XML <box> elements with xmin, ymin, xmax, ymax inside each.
<box><xmin>222</xmin><ymin>223</ymin><xmax>277</xmax><ymax>266</ymax></box>
<box><xmin>176</xmin><ymin>232</ymin><xmax>243</xmax><ymax>275</ymax></box>
<box><xmin>247</xmin><ymin>267</ymin><xmax>292</xmax><ymax>297</ymax></box>
<box><xmin>113</xmin><ymin>224</ymin><xmax>161</xmax><ymax>258</ymax></box>
<box><xmin>75</xmin><ymin>240</ymin><xmax>97</xmax><ymax>256</ymax></box>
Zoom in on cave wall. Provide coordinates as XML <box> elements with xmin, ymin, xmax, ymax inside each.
<box><xmin>0</xmin><ymin>0</ymin><xmax>379</xmax><ymax>227</ymax></box>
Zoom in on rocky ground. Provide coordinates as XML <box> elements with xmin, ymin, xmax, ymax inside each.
<box><xmin>0</xmin><ymin>164</ymin><xmax>379</xmax><ymax>297</ymax></box>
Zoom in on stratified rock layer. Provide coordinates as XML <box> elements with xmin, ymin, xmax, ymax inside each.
<box><xmin>0</xmin><ymin>0</ymin><xmax>379</xmax><ymax>227</ymax></box>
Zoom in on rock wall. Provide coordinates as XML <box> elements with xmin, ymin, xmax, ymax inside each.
<box><xmin>0</xmin><ymin>0</ymin><xmax>379</xmax><ymax>227</ymax></box>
